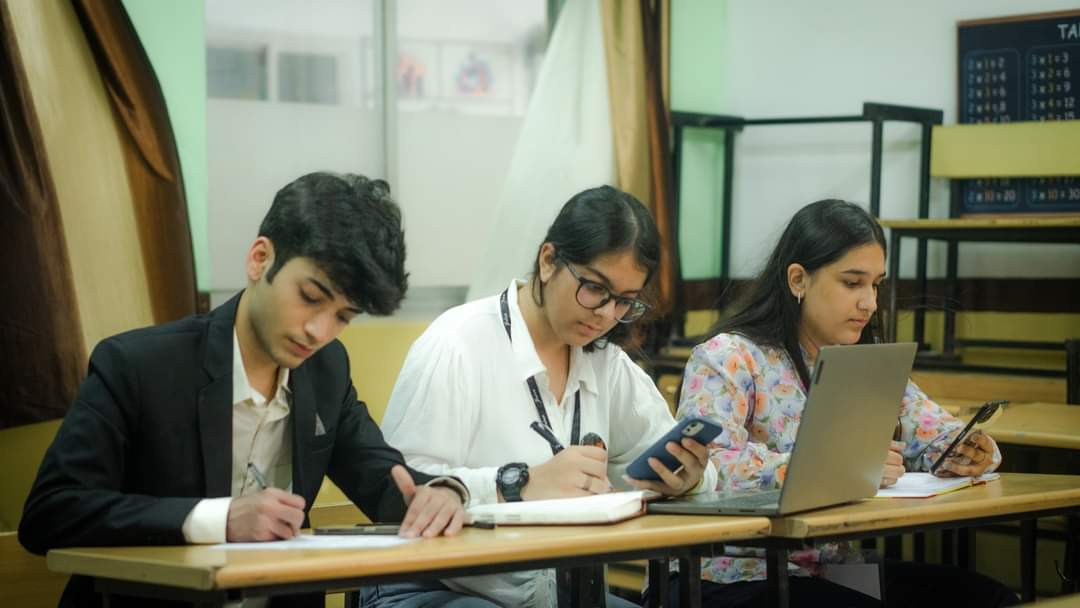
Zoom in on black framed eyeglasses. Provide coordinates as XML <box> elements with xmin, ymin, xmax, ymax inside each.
<box><xmin>561</xmin><ymin>259</ymin><xmax>651</xmax><ymax>323</ymax></box>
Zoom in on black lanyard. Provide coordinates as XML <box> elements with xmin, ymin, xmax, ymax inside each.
<box><xmin>500</xmin><ymin>289</ymin><xmax>581</xmax><ymax>453</ymax></box>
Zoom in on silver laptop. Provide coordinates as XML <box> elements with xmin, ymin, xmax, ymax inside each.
<box><xmin>648</xmin><ymin>342</ymin><xmax>917</xmax><ymax>516</ymax></box>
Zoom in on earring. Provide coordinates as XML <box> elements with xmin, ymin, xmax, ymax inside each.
<box><xmin>797</xmin><ymin>292</ymin><xmax>803</xmax><ymax>305</ymax></box>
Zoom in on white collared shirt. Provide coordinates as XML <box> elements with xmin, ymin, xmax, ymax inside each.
<box><xmin>381</xmin><ymin>279</ymin><xmax>717</xmax><ymax>607</ymax></box>
<box><xmin>180</xmin><ymin>331</ymin><xmax>293</xmax><ymax>544</ymax></box>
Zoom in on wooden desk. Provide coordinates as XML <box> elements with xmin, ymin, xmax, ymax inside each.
<box><xmin>939</xmin><ymin>401</ymin><xmax>1080</xmax><ymax>451</ymax></box>
<box><xmin>47</xmin><ymin>515</ymin><xmax>770</xmax><ymax>607</ymax></box>
<box><xmin>978</xmin><ymin>402</ymin><xmax>1080</xmax><ymax>451</ymax></box>
<box><xmin>761</xmin><ymin>473</ymin><xmax>1080</xmax><ymax>608</ymax></box>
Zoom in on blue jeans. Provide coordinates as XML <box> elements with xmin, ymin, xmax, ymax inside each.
<box><xmin>360</xmin><ymin>580</ymin><xmax>641</xmax><ymax>607</ymax></box>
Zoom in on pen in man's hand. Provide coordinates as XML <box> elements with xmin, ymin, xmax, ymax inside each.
<box><xmin>247</xmin><ymin>462</ymin><xmax>269</xmax><ymax>490</ymax></box>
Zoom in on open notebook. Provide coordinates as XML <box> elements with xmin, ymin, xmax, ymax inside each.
<box><xmin>873</xmin><ymin>472</ymin><xmax>1000</xmax><ymax>499</ymax></box>
<box><xmin>467</xmin><ymin>491</ymin><xmax>649</xmax><ymax>525</ymax></box>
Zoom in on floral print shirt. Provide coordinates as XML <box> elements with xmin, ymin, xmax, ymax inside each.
<box><xmin>677</xmin><ymin>332</ymin><xmax>1001</xmax><ymax>583</ymax></box>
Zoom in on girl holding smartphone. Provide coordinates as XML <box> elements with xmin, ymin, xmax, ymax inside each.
<box><xmin>666</xmin><ymin>199</ymin><xmax>1014</xmax><ymax>607</ymax></box>
<box><xmin>368</xmin><ymin>186</ymin><xmax>718</xmax><ymax>608</ymax></box>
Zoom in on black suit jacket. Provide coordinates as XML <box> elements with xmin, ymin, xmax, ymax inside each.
<box><xmin>20</xmin><ymin>293</ymin><xmax>433</xmax><ymax>607</ymax></box>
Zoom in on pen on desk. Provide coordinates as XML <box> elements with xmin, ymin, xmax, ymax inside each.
<box><xmin>247</xmin><ymin>462</ymin><xmax>269</xmax><ymax>490</ymax></box>
<box><xmin>529</xmin><ymin>421</ymin><xmax>565</xmax><ymax>454</ymax></box>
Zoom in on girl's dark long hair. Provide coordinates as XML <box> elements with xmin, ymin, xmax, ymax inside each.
<box><xmin>715</xmin><ymin>199</ymin><xmax>886</xmax><ymax>388</ymax></box>
<box><xmin>531</xmin><ymin>185</ymin><xmax>660</xmax><ymax>353</ymax></box>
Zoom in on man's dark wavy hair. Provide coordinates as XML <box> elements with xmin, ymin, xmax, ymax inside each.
<box><xmin>259</xmin><ymin>172</ymin><xmax>408</xmax><ymax>316</ymax></box>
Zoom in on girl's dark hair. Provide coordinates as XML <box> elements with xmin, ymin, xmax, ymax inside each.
<box><xmin>531</xmin><ymin>186</ymin><xmax>660</xmax><ymax>352</ymax></box>
<box><xmin>716</xmin><ymin>199</ymin><xmax>886</xmax><ymax>388</ymax></box>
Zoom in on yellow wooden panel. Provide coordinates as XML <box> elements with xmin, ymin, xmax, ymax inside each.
<box><xmin>0</xmin><ymin>533</ymin><xmax>67</xmax><ymax>608</ymax></box>
<box><xmin>0</xmin><ymin>420</ymin><xmax>62</xmax><ymax>533</ymax></box>
<box><xmin>930</xmin><ymin>120</ymin><xmax>1080</xmax><ymax>178</ymax></box>
<box><xmin>337</xmin><ymin>321</ymin><xmax>430</xmax><ymax>424</ymax></box>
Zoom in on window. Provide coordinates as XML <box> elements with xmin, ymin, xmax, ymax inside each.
<box><xmin>278</xmin><ymin>52</ymin><xmax>339</xmax><ymax>104</ymax></box>
<box><xmin>207</xmin><ymin>46</ymin><xmax>267</xmax><ymax>101</ymax></box>
<box><xmin>205</xmin><ymin>0</ymin><xmax>547</xmax><ymax>312</ymax></box>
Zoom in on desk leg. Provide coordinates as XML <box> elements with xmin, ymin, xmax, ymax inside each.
<box><xmin>766</xmin><ymin>547</ymin><xmax>790</xmax><ymax>608</ymax></box>
<box><xmin>884</xmin><ymin>535</ymin><xmax>902</xmax><ymax>560</ymax></box>
<box><xmin>1021</xmin><ymin>519</ymin><xmax>1036</xmax><ymax>602</ymax></box>
<box><xmin>647</xmin><ymin>558</ymin><xmax>670</xmax><ymax>608</ymax></box>
<box><xmin>677</xmin><ymin>555</ymin><xmax>702</xmax><ymax>608</ymax></box>
<box><xmin>957</xmin><ymin>527</ymin><xmax>973</xmax><ymax>571</ymax></box>
<box><xmin>887</xmin><ymin>230</ymin><xmax>900</xmax><ymax>343</ymax></box>
<box><xmin>1064</xmin><ymin>515</ymin><xmax>1080</xmax><ymax>594</ymax></box>
<box><xmin>560</xmin><ymin>565</ymin><xmax>606</xmax><ymax>608</ymax></box>
<box><xmin>914</xmin><ymin>236</ymin><xmax>928</xmax><ymax>349</ymax></box>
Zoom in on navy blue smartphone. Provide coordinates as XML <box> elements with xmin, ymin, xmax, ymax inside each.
<box><xmin>626</xmin><ymin>417</ymin><xmax>723</xmax><ymax>481</ymax></box>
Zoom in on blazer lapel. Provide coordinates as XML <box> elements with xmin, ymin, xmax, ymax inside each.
<box><xmin>197</xmin><ymin>295</ymin><xmax>241</xmax><ymax>498</ymax></box>
<box><xmin>290</xmin><ymin>365</ymin><xmax>316</xmax><ymax>501</ymax></box>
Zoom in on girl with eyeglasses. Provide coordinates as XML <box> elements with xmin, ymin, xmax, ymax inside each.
<box><xmin>657</xmin><ymin>199</ymin><xmax>1014</xmax><ymax>608</ymax></box>
<box><xmin>369</xmin><ymin>186</ymin><xmax>717</xmax><ymax>608</ymax></box>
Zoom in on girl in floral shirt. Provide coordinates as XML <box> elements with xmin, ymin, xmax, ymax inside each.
<box><xmin>662</xmin><ymin>200</ymin><xmax>1017</xmax><ymax>607</ymax></box>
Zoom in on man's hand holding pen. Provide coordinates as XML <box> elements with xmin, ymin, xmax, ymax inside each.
<box><xmin>226</xmin><ymin>464</ymin><xmax>306</xmax><ymax>541</ymax></box>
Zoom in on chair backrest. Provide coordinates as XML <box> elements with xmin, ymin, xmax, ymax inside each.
<box><xmin>1067</xmin><ymin>338</ymin><xmax>1080</xmax><ymax>405</ymax></box>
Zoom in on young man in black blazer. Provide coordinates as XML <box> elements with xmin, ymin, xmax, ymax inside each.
<box><xmin>19</xmin><ymin>172</ymin><xmax>467</xmax><ymax>607</ymax></box>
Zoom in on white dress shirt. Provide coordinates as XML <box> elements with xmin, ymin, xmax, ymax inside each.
<box><xmin>381</xmin><ymin>280</ymin><xmax>717</xmax><ymax>607</ymax></box>
<box><xmin>180</xmin><ymin>331</ymin><xmax>293</xmax><ymax>543</ymax></box>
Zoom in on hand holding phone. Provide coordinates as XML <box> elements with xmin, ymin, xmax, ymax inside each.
<box><xmin>930</xmin><ymin>400</ymin><xmax>1005</xmax><ymax>476</ymax></box>
<box><xmin>626</xmin><ymin>417</ymin><xmax>722</xmax><ymax>482</ymax></box>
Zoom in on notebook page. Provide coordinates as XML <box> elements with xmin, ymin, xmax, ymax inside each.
<box><xmin>874</xmin><ymin>472</ymin><xmax>1000</xmax><ymax>498</ymax></box>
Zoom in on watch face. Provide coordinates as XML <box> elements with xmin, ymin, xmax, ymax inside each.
<box><xmin>500</xmin><ymin>468</ymin><xmax>521</xmax><ymax>485</ymax></box>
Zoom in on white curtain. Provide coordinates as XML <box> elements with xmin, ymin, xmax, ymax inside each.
<box><xmin>466</xmin><ymin>0</ymin><xmax>615</xmax><ymax>302</ymax></box>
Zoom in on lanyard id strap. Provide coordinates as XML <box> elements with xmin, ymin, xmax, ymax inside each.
<box><xmin>501</xmin><ymin>289</ymin><xmax>581</xmax><ymax>452</ymax></box>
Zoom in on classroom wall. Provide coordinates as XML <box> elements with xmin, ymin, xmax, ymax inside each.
<box><xmin>204</xmin><ymin>1</ymin><xmax>543</xmax><ymax>295</ymax></box>
<box><xmin>122</xmin><ymin>0</ymin><xmax>210</xmax><ymax>291</ymax></box>
<box><xmin>672</xmin><ymin>0</ymin><xmax>1080</xmax><ymax>281</ymax></box>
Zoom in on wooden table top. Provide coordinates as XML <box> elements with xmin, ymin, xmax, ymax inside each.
<box><xmin>47</xmin><ymin>514</ymin><xmax>770</xmax><ymax>591</ymax></box>
<box><xmin>939</xmin><ymin>401</ymin><xmax>1080</xmax><ymax>450</ymax></box>
<box><xmin>769</xmin><ymin>473</ymin><xmax>1080</xmax><ymax>539</ymax></box>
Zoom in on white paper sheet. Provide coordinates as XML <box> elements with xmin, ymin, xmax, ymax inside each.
<box><xmin>874</xmin><ymin>472</ymin><xmax>1000</xmax><ymax>498</ymax></box>
<box><xmin>210</xmin><ymin>534</ymin><xmax>417</xmax><ymax>550</ymax></box>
